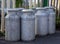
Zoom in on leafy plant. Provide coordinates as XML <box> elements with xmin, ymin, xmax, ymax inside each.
<box><xmin>16</xmin><ymin>0</ymin><xmax>23</xmax><ymax>8</ymax></box>
<box><xmin>56</xmin><ymin>15</ymin><xmax>60</xmax><ymax>29</ymax></box>
<box><xmin>0</xmin><ymin>31</ymin><xmax>5</xmax><ymax>37</ymax></box>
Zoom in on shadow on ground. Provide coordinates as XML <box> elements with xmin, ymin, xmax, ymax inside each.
<box><xmin>0</xmin><ymin>31</ymin><xmax>60</xmax><ymax>44</ymax></box>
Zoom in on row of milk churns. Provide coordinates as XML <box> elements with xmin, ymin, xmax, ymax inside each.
<box><xmin>5</xmin><ymin>6</ymin><xmax>56</xmax><ymax>41</ymax></box>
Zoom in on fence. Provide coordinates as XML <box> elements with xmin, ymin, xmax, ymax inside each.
<box><xmin>0</xmin><ymin>0</ymin><xmax>60</xmax><ymax>32</ymax></box>
<box><xmin>49</xmin><ymin>0</ymin><xmax>59</xmax><ymax>17</ymax></box>
<box><xmin>42</xmin><ymin>0</ymin><xmax>60</xmax><ymax>29</ymax></box>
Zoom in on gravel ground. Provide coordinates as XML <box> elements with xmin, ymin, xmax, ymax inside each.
<box><xmin>0</xmin><ymin>31</ymin><xmax>60</xmax><ymax>44</ymax></box>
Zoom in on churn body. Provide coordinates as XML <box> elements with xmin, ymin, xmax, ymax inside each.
<box><xmin>45</xmin><ymin>7</ymin><xmax>56</xmax><ymax>34</ymax></box>
<box><xmin>35</xmin><ymin>7</ymin><xmax>48</xmax><ymax>36</ymax></box>
<box><xmin>5</xmin><ymin>9</ymin><xmax>20</xmax><ymax>41</ymax></box>
<box><xmin>21</xmin><ymin>9</ymin><xmax>35</xmax><ymax>41</ymax></box>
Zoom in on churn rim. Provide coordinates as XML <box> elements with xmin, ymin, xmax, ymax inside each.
<box><xmin>22</xmin><ymin>9</ymin><xmax>34</xmax><ymax>12</ymax></box>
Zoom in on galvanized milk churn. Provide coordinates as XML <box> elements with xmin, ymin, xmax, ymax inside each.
<box><xmin>5</xmin><ymin>9</ymin><xmax>20</xmax><ymax>41</ymax></box>
<box><xmin>16</xmin><ymin>8</ymin><xmax>24</xmax><ymax>30</ymax></box>
<box><xmin>21</xmin><ymin>9</ymin><xmax>35</xmax><ymax>41</ymax></box>
<box><xmin>45</xmin><ymin>7</ymin><xmax>56</xmax><ymax>34</ymax></box>
<box><xmin>35</xmin><ymin>7</ymin><xmax>48</xmax><ymax>36</ymax></box>
<box><xmin>32</xmin><ymin>7</ymin><xmax>37</xmax><ymax>13</ymax></box>
<box><xmin>32</xmin><ymin>7</ymin><xmax>37</xmax><ymax>35</ymax></box>
<box><xmin>16</xmin><ymin>8</ymin><xmax>24</xmax><ymax>17</ymax></box>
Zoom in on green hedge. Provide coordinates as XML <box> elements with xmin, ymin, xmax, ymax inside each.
<box><xmin>43</xmin><ymin>0</ymin><xmax>48</xmax><ymax>7</ymax></box>
<box><xmin>0</xmin><ymin>31</ymin><xmax>5</xmax><ymax>37</ymax></box>
<box><xmin>56</xmin><ymin>16</ymin><xmax>60</xmax><ymax>24</ymax></box>
<box><xmin>16</xmin><ymin>0</ymin><xmax>23</xmax><ymax>8</ymax></box>
<box><xmin>56</xmin><ymin>16</ymin><xmax>60</xmax><ymax>29</ymax></box>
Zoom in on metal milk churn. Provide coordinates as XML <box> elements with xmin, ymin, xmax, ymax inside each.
<box><xmin>16</xmin><ymin>8</ymin><xmax>24</xmax><ymax>30</ymax></box>
<box><xmin>32</xmin><ymin>7</ymin><xmax>37</xmax><ymax>35</ymax></box>
<box><xmin>32</xmin><ymin>7</ymin><xmax>37</xmax><ymax>13</ymax></box>
<box><xmin>16</xmin><ymin>8</ymin><xmax>24</xmax><ymax>17</ymax></box>
<box><xmin>21</xmin><ymin>9</ymin><xmax>35</xmax><ymax>41</ymax></box>
<box><xmin>35</xmin><ymin>7</ymin><xmax>48</xmax><ymax>36</ymax></box>
<box><xmin>5</xmin><ymin>9</ymin><xmax>20</xmax><ymax>41</ymax></box>
<box><xmin>45</xmin><ymin>7</ymin><xmax>56</xmax><ymax>34</ymax></box>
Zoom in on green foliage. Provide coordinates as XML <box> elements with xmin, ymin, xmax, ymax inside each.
<box><xmin>16</xmin><ymin>0</ymin><xmax>23</xmax><ymax>8</ymax></box>
<box><xmin>43</xmin><ymin>0</ymin><xmax>48</xmax><ymax>7</ymax></box>
<box><xmin>56</xmin><ymin>16</ymin><xmax>60</xmax><ymax>29</ymax></box>
<box><xmin>56</xmin><ymin>16</ymin><xmax>60</xmax><ymax>24</ymax></box>
<box><xmin>0</xmin><ymin>31</ymin><xmax>5</xmax><ymax>37</ymax></box>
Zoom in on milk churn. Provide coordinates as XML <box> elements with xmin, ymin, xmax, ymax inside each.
<box><xmin>45</xmin><ymin>7</ymin><xmax>56</xmax><ymax>34</ymax></box>
<box><xmin>16</xmin><ymin>8</ymin><xmax>24</xmax><ymax>30</ymax></box>
<box><xmin>5</xmin><ymin>9</ymin><xmax>20</xmax><ymax>41</ymax></box>
<box><xmin>32</xmin><ymin>7</ymin><xmax>37</xmax><ymax>35</ymax></box>
<box><xmin>16</xmin><ymin>8</ymin><xmax>24</xmax><ymax>17</ymax></box>
<box><xmin>35</xmin><ymin>7</ymin><xmax>48</xmax><ymax>36</ymax></box>
<box><xmin>21</xmin><ymin>9</ymin><xmax>35</xmax><ymax>41</ymax></box>
<box><xmin>32</xmin><ymin>7</ymin><xmax>37</xmax><ymax>13</ymax></box>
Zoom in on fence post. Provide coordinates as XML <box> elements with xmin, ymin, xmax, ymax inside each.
<box><xmin>7</xmin><ymin>0</ymin><xmax>10</xmax><ymax>14</ymax></box>
<box><xmin>55</xmin><ymin>0</ymin><xmax>58</xmax><ymax>17</ymax></box>
<box><xmin>33</xmin><ymin>0</ymin><xmax>36</xmax><ymax>7</ymax></box>
<box><xmin>39</xmin><ymin>0</ymin><xmax>43</xmax><ymax>7</ymax></box>
<box><xmin>24</xmin><ymin>0</ymin><xmax>29</xmax><ymax>8</ymax></box>
<box><xmin>12</xmin><ymin>0</ymin><xmax>16</xmax><ymax>8</ymax></box>
<box><xmin>29</xmin><ymin>0</ymin><xmax>32</xmax><ymax>8</ymax></box>
<box><xmin>7</xmin><ymin>0</ymin><xmax>10</xmax><ymax>8</ymax></box>
<box><xmin>58</xmin><ymin>2</ymin><xmax>60</xmax><ymax>18</ymax></box>
<box><xmin>1</xmin><ymin>0</ymin><xmax>5</xmax><ymax>32</ymax></box>
<box><xmin>55</xmin><ymin>0</ymin><xmax>58</xmax><ymax>8</ymax></box>
<box><xmin>38</xmin><ymin>0</ymin><xmax>40</xmax><ymax>7</ymax></box>
<box><xmin>49</xmin><ymin>0</ymin><xmax>52</xmax><ymax>7</ymax></box>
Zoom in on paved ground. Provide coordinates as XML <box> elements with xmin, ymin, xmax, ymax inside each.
<box><xmin>0</xmin><ymin>31</ymin><xmax>60</xmax><ymax>44</ymax></box>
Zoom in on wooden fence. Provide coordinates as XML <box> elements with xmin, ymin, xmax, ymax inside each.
<box><xmin>0</xmin><ymin>0</ymin><xmax>60</xmax><ymax>32</ymax></box>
